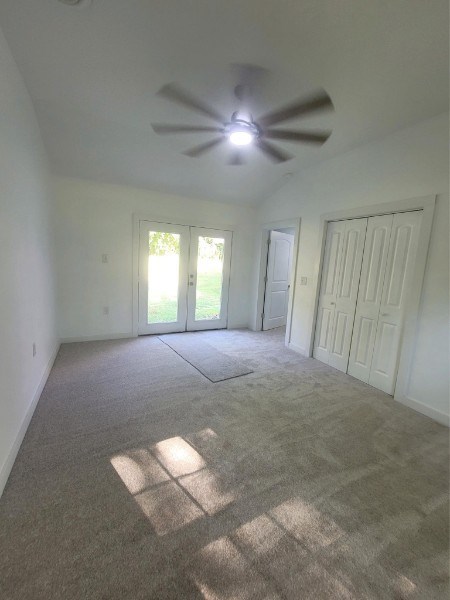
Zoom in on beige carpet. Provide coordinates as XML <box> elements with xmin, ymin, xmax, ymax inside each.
<box><xmin>0</xmin><ymin>328</ymin><xmax>448</xmax><ymax>599</ymax></box>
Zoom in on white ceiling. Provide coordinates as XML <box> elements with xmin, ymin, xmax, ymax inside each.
<box><xmin>0</xmin><ymin>0</ymin><xmax>448</xmax><ymax>205</ymax></box>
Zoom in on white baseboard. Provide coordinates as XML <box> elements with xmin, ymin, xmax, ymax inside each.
<box><xmin>60</xmin><ymin>332</ymin><xmax>134</xmax><ymax>343</ymax></box>
<box><xmin>0</xmin><ymin>341</ymin><xmax>60</xmax><ymax>497</ymax></box>
<box><xmin>395</xmin><ymin>394</ymin><xmax>449</xmax><ymax>427</ymax></box>
<box><xmin>287</xmin><ymin>341</ymin><xmax>308</xmax><ymax>356</ymax></box>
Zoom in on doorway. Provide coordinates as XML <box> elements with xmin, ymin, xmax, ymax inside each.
<box><xmin>254</xmin><ymin>218</ymin><xmax>300</xmax><ymax>345</ymax></box>
<box><xmin>262</xmin><ymin>228</ymin><xmax>295</xmax><ymax>330</ymax></box>
<box><xmin>138</xmin><ymin>221</ymin><xmax>232</xmax><ymax>335</ymax></box>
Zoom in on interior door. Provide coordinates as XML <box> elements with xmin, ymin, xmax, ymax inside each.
<box><xmin>368</xmin><ymin>211</ymin><xmax>422</xmax><ymax>394</ymax></box>
<box><xmin>347</xmin><ymin>214</ymin><xmax>393</xmax><ymax>383</ymax></box>
<box><xmin>186</xmin><ymin>228</ymin><xmax>232</xmax><ymax>331</ymax></box>
<box><xmin>263</xmin><ymin>231</ymin><xmax>294</xmax><ymax>330</ymax></box>
<box><xmin>138</xmin><ymin>221</ymin><xmax>190</xmax><ymax>335</ymax></box>
<box><xmin>313</xmin><ymin>220</ymin><xmax>346</xmax><ymax>363</ymax></box>
<box><xmin>328</xmin><ymin>218</ymin><xmax>367</xmax><ymax>371</ymax></box>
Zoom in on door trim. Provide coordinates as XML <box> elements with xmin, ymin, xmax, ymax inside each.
<box><xmin>309</xmin><ymin>195</ymin><xmax>436</xmax><ymax>407</ymax></box>
<box><xmin>254</xmin><ymin>218</ymin><xmax>301</xmax><ymax>346</ymax></box>
<box><xmin>132</xmin><ymin>213</ymin><xmax>234</xmax><ymax>337</ymax></box>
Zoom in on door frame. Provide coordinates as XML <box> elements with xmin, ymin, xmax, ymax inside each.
<box><xmin>254</xmin><ymin>218</ymin><xmax>301</xmax><ymax>346</ymax></box>
<box><xmin>132</xmin><ymin>213</ymin><xmax>234</xmax><ymax>337</ymax></box>
<box><xmin>309</xmin><ymin>195</ymin><xmax>436</xmax><ymax>412</ymax></box>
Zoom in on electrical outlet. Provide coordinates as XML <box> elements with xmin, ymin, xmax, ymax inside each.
<box><xmin>300</xmin><ymin>276</ymin><xmax>308</xmax><ymax>285</ymax></box>
<box><xmin>103</xmin><ymin>306</ymin><xmax>109</xmax><ymax>315</ymax></box>
<box><xmin>102</xmin><ymin>254</ymin><xmax>108</xmax><ymax>263</ymax></box>
<box><xmin>32</xmin><ymin>343</ymin><xmax>36</xmax><ymax>357</ymax></box>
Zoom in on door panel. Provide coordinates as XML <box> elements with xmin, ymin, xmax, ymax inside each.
<box><xmin>187</xmin><ymin>228</ymin><xmax>232</xmax><ymax>331</ymax></box>
<box><xmin>328</xmin><ymin>218</ymin><xmax>367</xmax><ymax>371</ymax></box>
<box><xmin>138</xmin><ymin>222</ymin><xmax>190</xmax><ymax>335</ymax></box>
<box><xmin>353</xmin><ymin>317</ymin><xmax>375</xmax><ymax>367</ymax></box>
<box><xmin>368</xmin><ymin>211</ymin><xmax>422</xmax><ymax>394</ymax></box>
<box><xmin>321</xmin><ymin>225</ymin><xmax>344</xmax><ymax>300</ymax></box>
<box><xmin>313</xmin><ymin>221</ymin><xmax>346</xmax><ymax>363</ymax></box>
<box><xmin>316</xmin><ymin>307</ymin><xmax>333</xmax><ymax>353</ymax></box>
<box><xmin>348</xmin><ymin>214</ymin><xmax>393</xmax><ymax>382</ymax></box>
<box><xmin>263</xmin><ymin>231</ymin><xmax>294</xmax><ymax>330</ymax></box>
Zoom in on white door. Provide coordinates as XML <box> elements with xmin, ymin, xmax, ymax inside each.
<box><xmin>138</xmin><ymin>221</ymin><xmax>190</xmax><ymax>335</ymax></box>
<box><xmin>368</xmin><ymin>211</ymin><xmax>422</xmax><ymax>394</ymax></box>
<box><xmin>313</xmin><ymin>218</ymin><xmax>367</xmax><ymax>370</ymax></box>
<box><xmin>263</xmin><ymin>231</ymin><xmax>294</xmax><ymax>330</ymax></box>
<box><xmin>347</xmin><ymin>214</ymin><xmax>394</xmax><ymax>382</ymax></box>
<box><xmin>187</xmin><ymin>228</ymin><xmax>232</xmax><ymax>331</ymax></box>
<box><xmin>328</xmin><ymin>218</ymin><xmax>367</xmax><ymax>371</ymax></box>
<box><xmin>313</xmin><ymin>220</ymin><xmax>346</xmax><ymax>363</ymax></box>
<box><xmin>138</xmin><ymin>222</ymin><xmax>232</xmax><ymax>334</ymax></box>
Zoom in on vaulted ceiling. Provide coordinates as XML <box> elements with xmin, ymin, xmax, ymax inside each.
<box><xmin>0</xmin><ymin>0</ymin><xmax>448</xmax><ymax>205</ymax></box>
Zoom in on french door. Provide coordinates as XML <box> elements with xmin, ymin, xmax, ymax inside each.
<box><xmin>138</xmin><ymin>221</ymin><xmax>232</xmax><ymax>335</ymax></box>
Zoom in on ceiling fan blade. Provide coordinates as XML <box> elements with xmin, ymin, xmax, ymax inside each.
<box><xmin>256</xmin><ymin>139</ymin><xmax>293</xmax><ymax>163</ymax></box>
<box><xmin>157</xmin><ymin>83</ymin><xmax>226</xmax><ymax>125</ymax></box>
<box><xmin>228</xmin><ymin>150</ymin><xmax>246</xmax><ymax>166</ymax></box>
<box><xmin>258</xmin><ymin>90</ymin><xmax>333</xmax><ymax>128</ymax></box>
<box><xmin>152</xmin><ymin>124</ymin><xmax>223</xmax><ymax>135</ymax></box>
<box><xmin>183</xmin><ymin>136</ymin><xmax>226</xmax><ymax>158</ymax></box>
<box><xmin>265</xmin><ymin>129</ymin><xmax>331</xmax><ymax>145</ymax></box>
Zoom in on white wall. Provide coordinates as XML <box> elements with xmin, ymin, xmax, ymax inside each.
<box><xmin>257</xmin><ymin>113</ymin><xmax>449</xmax><ymax>423</ymax></box>
<box><xmin>54</xmin><ymin>177</ymin><xmax>257</xmax><ymax>341</ymax></box>
<box><xmin>0</xmin><ymin>29</ymin><xmax>58</xmax><ymax>494</ymax></box>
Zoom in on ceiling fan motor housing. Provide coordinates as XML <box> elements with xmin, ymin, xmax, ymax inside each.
<box><xmin>225</xmin><ymin>113</ymin><xmax>261</xmax><ymax>139</ymax></box>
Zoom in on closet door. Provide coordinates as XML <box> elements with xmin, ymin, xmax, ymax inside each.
<box><xmin>313</xmin><ymin>221</ymin><xmax>346</xmax><ymax>363</ymax></box>
<box><xmin>368</xmin><ymin>211</ymin><xmax>422</xmax><ymax>394</ymax></box>
<box><xmin>328</xmin><ymin>218</ymin><xmax>367</xmax><ymax>371</ymax></box>
<box><xmin>347</xmin><ymin>214</ymin><xmax>393</xmax><ymax>382</ymax></box>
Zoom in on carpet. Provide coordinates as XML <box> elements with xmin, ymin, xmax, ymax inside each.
<box><xmin>158</xmin><ymin>332</ymin><xmax>253</xmax><ymax>382</ymax></box>
<box><xmin>0</xmin><ymin>328</ymin><xmax>448</xmax><ymax>599</ymax></box>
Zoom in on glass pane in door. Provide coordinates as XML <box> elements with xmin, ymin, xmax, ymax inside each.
<box><xmin>147</xmin><ymin>231</ymin><xmax>180</xmax><ymax>323</ymax></box>
<box><xmin>195</xmin><ymin>236</ymin><xmax>225</xmax><ymax>321</ymax></box>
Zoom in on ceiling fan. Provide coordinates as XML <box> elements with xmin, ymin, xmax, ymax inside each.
<box><xmin>151</xmin><ymin>72</ymin><xmax>334</xmax><ymax>165</ymax></box>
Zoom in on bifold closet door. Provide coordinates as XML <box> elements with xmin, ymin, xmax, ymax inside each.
<box><xmin>313</xmin><ymin>218</ymin><xmax>367</xmax><ymax>371</ymax></box>
<box><xmin>314</xmin><ymin>220</ymin><xmax>346</xmax><ymax>364</ymax></box>
<box><xmin>347</xmin><ymin>214</ymin><xmax>393</xmax><ymax>383</ymax></box>
<box><xmin>348</xmin><ymin>211</ymin><xmax>422</xmax><ymax>394</ymax></box>
<box><xmin>367</xmin><ymin>211</ymin><xmax>422</xmax><ymax>394</ymax></box>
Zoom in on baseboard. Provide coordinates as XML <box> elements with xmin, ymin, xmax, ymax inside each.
<box><xmin>60</xmin><ymin>332</ymin><xmax>134</xmax><ymax>343</ymax></box>
<box><xmin>395</xmin><ymin>394</ymin><xmax>449</xmax><ymax>427</ymax></box>
<box><xmin>287</xmin><ymin>341</ymin><xmax>308</xmax><ymax>356</ymax></box>
<box><xmin>0</xmin><ymin>341</ymin><xmax>60</xmax><ymax>497</ymax></box>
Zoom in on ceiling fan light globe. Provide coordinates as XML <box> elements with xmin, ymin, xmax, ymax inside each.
<box><xmin>229</xmin><ymin>131</ymin><xmax>253</xmax><ymax>146</ymax></box>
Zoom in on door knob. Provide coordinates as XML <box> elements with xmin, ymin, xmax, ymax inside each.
<box><xmin>330</xmin><ymin>302</ymin><xmax>335</xmax><ymax>305</ymax></box>
<box><xmin>381</xmin><ymin>312</ymin><xmax>389</xmax><ymax>317</ymax></box>
<box><xmin>189</xmin><ymin>282</ymin><xmax>194</xmax><ymax>286</ymax></box>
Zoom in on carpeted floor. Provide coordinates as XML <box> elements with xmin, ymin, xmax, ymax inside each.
<box><xmin>0</xmin><ymin>328</ymin><xmax>448</xmax><ymax>599</ymax></box>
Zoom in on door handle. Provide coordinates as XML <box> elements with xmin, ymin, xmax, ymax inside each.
<box><xmin>189</xmin><ymin>282</ymin><xmax>194</xmax><ymax>286</ymax></box>
<box><xmin>381</xmin><ymin>312</ymin><xmax>389</xmax><ymax>317</ymax></box>
<box><xmin>330</xmin><ymin>302</ymin><xmax>335</xmax><ymax>305</ymax></box>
